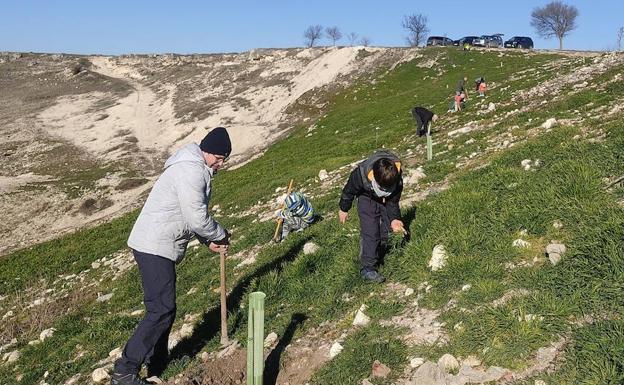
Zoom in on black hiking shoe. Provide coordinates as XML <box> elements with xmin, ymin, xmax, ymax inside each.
<box><xmin>360</xmin><ymin>269</ymin><xmax>386</xmax><ymax>283</ymax></box>
<box><xmin>110</xmin><ymin>373</ymin><xmax>150</xmax><ymax>385</ymax></box>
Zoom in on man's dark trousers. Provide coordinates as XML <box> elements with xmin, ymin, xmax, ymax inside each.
<box><xmin>357</xmin><ymin>195</ymin><xmax>390</xmax><ymax>271</ymax></box>
<box><xmin>411</xmin><ymin>109</ymin><xmax>425</xmax><ymax>137</ymax></box>
<box><xmin>114</xmin><ymin>250</ymin><xmax>176</xmax><ymax>376</ymax></box>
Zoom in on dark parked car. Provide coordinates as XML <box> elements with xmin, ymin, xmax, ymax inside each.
<box><xmin>473</xmin><ymin>34</ymin><xmax>504</xmax><ymax>48</ymax></box>
<box><xmin>426</xmin><ymin>36</ymin><xmax>454</xmax><ymax>47</ymax></box>
<box><xmin>504</xmin><ymin>36</ymin><xmax>534</xmax><ymax>49</ymax></box>
<box><xmin>453</xmin><ymin>36</ymin><xmax>479</xmax><ymax>46</ymax></box>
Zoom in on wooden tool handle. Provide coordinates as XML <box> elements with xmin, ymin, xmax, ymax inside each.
<box><xmin>272</xmin><ymin>179</ymin><xmax>294</xmax><ymax>241</ymax></box>
<box><xmin>219</xmin><ymin>249</ymin><xmax>228</xmax><ymax>345</ymax></box>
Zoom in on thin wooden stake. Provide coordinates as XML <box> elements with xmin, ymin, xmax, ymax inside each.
<box><xmin>272</xmin><ymin>179</ymin><xmax>294</xmax><ymax>242</ymax></box>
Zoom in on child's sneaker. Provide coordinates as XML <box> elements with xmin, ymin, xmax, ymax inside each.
<box><xmin>360</xmin><ymin>269</ymin><xmax>386</xmax><ymax>283</ymax></box>
<box><xmin>110</xmin><ymin>373</ymin><xmax>150</xmax><ymax>385</ymax></box>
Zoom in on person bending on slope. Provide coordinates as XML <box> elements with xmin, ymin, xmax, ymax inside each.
<box><xmin>338</xmin><ymin>150</ymin><xmax>405</xmax><ymax>283</ymax></box>
<box><xmin>411</xmin><ymin>106</ymin><xmax>438</xmax><ymax>137</ymax></box>
<box><xmin>276</xmin><ymin>191</ymin><xmax>316</xmax><ymax>242</ymax></box>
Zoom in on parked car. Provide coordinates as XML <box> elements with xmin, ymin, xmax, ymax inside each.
<box><xmin>453</xmin><ymin>36</ymin><xmax>479</xmax><ymax>46</ymax></box>
<box><xmin>426</xmin><ymin>36</ymin><xmax>454</xmax><ymax>47</ymax></box>
<box><xmin>473</xmin><ymin>34</ymin><xmax>504</xmax><ymax>48</ymax></box>
<box><xmin>504</xmin><ymin>36</ymin><xmax>534</xmax><ymax>49</ymax></box>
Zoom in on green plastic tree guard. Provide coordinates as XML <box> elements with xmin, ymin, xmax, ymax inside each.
<box><xmin>247</xmin><ymin>292</ymin><xmax>266</xmax><ymax>385</ymax></box>
<box><xmin>426</xmin><ymin>123</ymin><xmax>433</xmax><ymax>161</ymax></box>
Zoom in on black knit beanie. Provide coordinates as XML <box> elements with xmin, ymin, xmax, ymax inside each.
<box><xmin>200</xmin><ymin>127</ymin><xmax>231</xmax><ymax>158</ymax></box>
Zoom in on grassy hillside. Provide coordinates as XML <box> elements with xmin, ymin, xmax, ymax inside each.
<box><xmin>1</xmin><ymin>48</ymin><xmax>623</xmax><ymax>385</ymax></box>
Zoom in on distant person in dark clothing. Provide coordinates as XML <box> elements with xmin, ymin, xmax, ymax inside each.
<box><xmin>411</xmin><ymin>107</ymin><xmax>438</xmax><ymax>137</ymax></box>
<box><xmin>338</xmin><ymin>150</ymin><xmax>405</xmax><ymax>283</ymax></box>
<box><xmin>456</xmin><ymin>76</ymin><xmax>469</xmax><ymax>99</ymax></box>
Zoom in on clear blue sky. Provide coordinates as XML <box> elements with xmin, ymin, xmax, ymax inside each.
<box><xmin>1</xmin><ymin>0</ymin><xmax>622</xmax><ymax>54</ymax></box>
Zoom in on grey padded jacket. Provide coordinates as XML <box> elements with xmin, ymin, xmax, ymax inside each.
<box><xmin>127</xmin><ymin>143</ymin><xmax>227</xmax><ymax>262</ymax></box>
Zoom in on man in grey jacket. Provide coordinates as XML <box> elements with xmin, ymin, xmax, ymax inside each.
<box><xmin>111</xmin><ymin>127</ymin><xmax>231</xmax><ymax>385</ymax></box>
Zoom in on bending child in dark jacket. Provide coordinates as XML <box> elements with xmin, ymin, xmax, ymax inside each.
<box><xmin>338</xmin><ymin>150</ymin><xmax>405</xmax><ymax>283</ymax></box>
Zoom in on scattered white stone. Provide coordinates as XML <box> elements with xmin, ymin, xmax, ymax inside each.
<box><xmin>404</xmin><ymin>168</ymin><xmax>426</xmax><ymax>185</ymax></box>
<box><xmin>28</xmin><ymin>339</ymin><xmax>41</xmax><ymax>346</ymax></box>
<box><xmin>553</xmin><ymin>220</ymin><xmax>563</xmax><ymax>229</ymax></box>
<box><xmin>2</xmin><ymin>310</ymin><xmax>14</xmax><ymax>320</ymax></box>
<box><xmin>91</xmin><ymin>261</ymin><xmax>101</xmax><ymax>269</ymax></box>
<box><xmin>521</xmin><ymin>314</ymin><xmax>544</xmax><ymax>322</ymax></box>
<box><xmin>535</xmin><ymin>380</ymin><xmax>547</xmax><ymax>385</ymax></box>
<box><xmin>429</xmin><ymin>245</ymin><xmax>447</xmax><ymax>271</ymax></box>
<box><xmin>448</xmin><ymin>126</ymin><xmax>473</xmax><ymax>137</ymax></box>
<box><xmin>188</xmin><ymin>239</ymin><xmax>200</xmax><ymax>248</ymax></box>
<box><xmin>453</xmin><ymin>322</ymin><xmax>465</xmax><ymax>332</ymax></box>
<box><xmin>353</xmin><ymin>304</ymin><xmax>371</xmax><ymax>327</ymax></box>
<box><xmin>410</xmin><ymin>357</ymin><xmax>425</xmax><ymax>368</ymax></box>
<box><xmin>179</xmin><ymin>323</ymin><xmax>194</xmax><ymax>338</ymax></box>
<box><xmin>404</xmin><ymin>287</ymin><xmax>415</xmax><ymax>296</ymax></box>
<box><xmin>63</xmin><ymin>374</ymin><xmax>81</xmax><ymax>385</ymax></box>
<box><xmin>461</xmin><ymin>284</ymin><xmax>472</xmax><ymax>291</ymax></box>
<box><xmin>146</xmin><ymin>376</ymin><xmax>164</xmax><ymax>384</ymax></box>
<box><xmin>438</xmin><ymin>353</ymin><xmax>460</xmax><ymax>373</ymax></box>
<box><xmin>487</xmin><ymin>102</ymin><xmax>496</xmax><ymax>111</ymax></box>
<box><xmin>411</xmin><ymin>361</ymin><xmax>446</xmax><ymax>384</ymax></box>
<box><xmin>97</xmin><ymin>293</ymin><xmax>114</xmax><ymax>303</ymax></box>
<box><xmin>3</xmin><ymin>350</ymin><xmax>20</xmax><ymax>363</ymax></box>
<box><xmin>0</xmin><ymin>340</ymin><xmax>17</xmax><ymax>353</ymax></box>
<box><xmin>236</xmin><ymin>255</ymin><xmax>256</xmax><ymax>269</ymax></box>
<box><xmin>130</xmin><ymin>309</ymin><xmax>144</xmax><ymax>316</ymax></box>
<box><xmin>217</xmin><ymin>340</ymin><xmax>241</xmax><ymax>358</ymax></box>
<box><xmin>186</xmin><ymin>287</ymin><xmax>198</xmax><ymax>295</ymax></box>
<box><xmin>303</xmin><ymin>242</ymin><xmax>319</xmax><ymax>255</ymax></box>
<box><xmin>513</xmin><ymin>239</ymin><xmax>531</xmax><ymax>248</ymax></box>
<box><xmin>264</xmin><ymin>332</ymin><xmax>278</xmax><ymax>347</ymax></box>
<box><xmin>462</xmin><ymin>355</ymin><xmax>482</xmax><ymax>367</ymax></box>
<box><xmin>32</xmin><ymin>298</ymin><xmax>45</xmax><ymax>306</ymax></box>
<box><xmin>318</xmin><ymin>169</ymin><xmax>329</xmax><ymax>181</ymax></box>
<box><xmin>329</xmin><ymin>342</ymin><xmax>343</xmax><ymax>358</ymax></box>
<box><xmin>201</xmin><ymin>351</ymin><xmax>210</xmax><ymax>361</ymax></box>
<box><xmin>108</xmin><ymin>348</ymin><xmax>122</xmax><ymax>359</ymax></box>
<box><xmin>465</xmin><ymin>138</ymin><xmax>475</xmax><ymax>145</ymax></box>
<box><xmin>92</xmin><ymin>368</ymin><xmax>109</xmax><ymax>383</ymax></box>
<box><xmin>541</xmin><ymin>118</ymin><xmax>558</xmax><ymax>129</ymax></box>
<box><xmin>521</xmin><ymin>159</ymin><xmax>532</xmax><ymax>170</ymax></box>
<box><xmin>548</xmin><ymin>253</ymin><xmax>562</xmax><ymax>266</ymax></box>
<box><xmin>39</xmin><ymin>327</ymin><xmax>57</xmax><ymax>342</ymax></box>
<box><xmin>546</xmin><ymin>242</ymin><xmax>566</xmax><ymax>255</ymax></box>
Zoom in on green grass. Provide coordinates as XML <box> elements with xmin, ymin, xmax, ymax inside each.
<box><xmin>1</xmin><ymin>49</ymin><xmax>624</xmax><ymax>385</ymax></box>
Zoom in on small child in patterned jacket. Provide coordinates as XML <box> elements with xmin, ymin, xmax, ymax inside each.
<box><xmin>277</xmin><ymin>191</ymin><xmax>316</xmax><ymax>241</ymax></box>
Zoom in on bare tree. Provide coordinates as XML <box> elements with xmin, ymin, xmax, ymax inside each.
<box><xmin>359</xmin><ymin>37</ymin><xmax>371</xmax><ymax>47</ymax></box>
<box><xmin>325</xmin><ymin>26</ymin><xmax>342</xmax><ymax>46</ymax></box>
<box><xmin>618</xmin><ymin>27</ymin><xmax>624</xmax><ymax>51</ymax></box>
<box><xmin>304</xmin><ymin>25</ymin><xmax>323</xmax><ymax>48</ymax></box>
<box><xmin>402</xmin><ymin>14</ymin><xmax>429</xmax><ymax>47</ymax></box>
<box><xmin>530</xmin><ymin>1</ymin><xmax>578</xmax><ymax>50</ymax></box>
<box><xmin>347</xmin><ymin>32</ymin><xmax>358</xmax><ymax>46</ymax></box>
